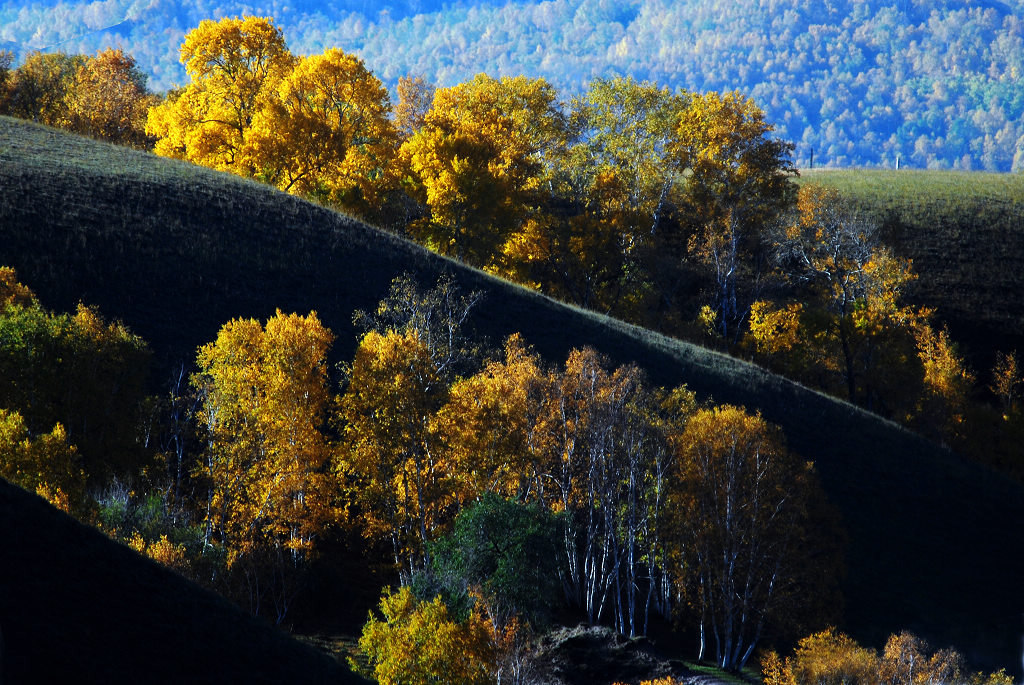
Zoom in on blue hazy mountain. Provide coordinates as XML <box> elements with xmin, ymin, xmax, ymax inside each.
<box><xmin>1</xmin><ymin>0</ymin><xmax>1022</xmax><ymax>170</ymax></box>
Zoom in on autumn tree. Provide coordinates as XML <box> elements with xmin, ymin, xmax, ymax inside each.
<box><xmin>248</xmin><ymin>47</ymin><xmax>398</xmax><ymax>214</ymax></box>
<box><xmin>533</xmin><ymin>77</ymin><xmax>687</xmax><ymax>315</ymax></box>
<box><xmin>0</xmin><ymin>50</ymin><xmax>14</xmax><ymax>112</ymax></box>
<box><xmin>357</xmin><ymin>585</ymin><xmax>494</xmax><ymax>685</ymax></box>
<box><xmin>767</xmin><ymin>630</ymin><xmax>1012</xmax><ymax>685</ymax></box>
<box><xmin>193</xmin><ymin>309</ymin><xmax>337</xmax><ymax>621</ymax></box>
<box><xmin>676</xmin><ymin>91</ymin><xmax>796</xmax><ymax>341</ymax></box>
<box><xmin>65</xmin><ymin>48</ymin><xmax>156</xmax><ymax>147</ymax></box>
<box><xmin>352</xmin><ymin>272</ymin><xmax>484</xmax><ymax>382</ymax></box>
<box><xmin>394</xmin><ymin>75</ymin><xmax>435</xmax><ymax>140</ymax></box>
<box><xmin>433</xmin><ymin>334</ymin><xmax>549</xmax><ymax>503</ymax></box>
<box><xmin>668</xmin><ymin>405</ymin><xmax>824</xmax><ymax>671</ymax></box>
<box><xmin>4</xmin><ymin>51</ymin><xmax>84</xmax><ymax>126</ymax></box>
<box><xmin>914</xmin><ymin>324</ymin><xmax>975</xmax><ymax>440</ymax></box>
<box><xmin>763</xmin><ymin>184</ymin><xmax>924</xmax><ymax>409</ymax></box>
<box><xmin>400</xmin><ymin>73</ymin><xmax>566</xmax><ymax>269</ymax></box>
<box><xmin>0</xmin><ymin>408</ymin><xmax>85</xmax><ymax>514</ymax></box>
<box><xmin>880</xmin><ymin>633</ymin><xmax>964</xmax><ymax>685</ymax></box>
<box><xmin>0</xmin><ymin>266</ymin><xmax>35</xmax><ymax>307</ymax></box>
<box><xmin>338</xmin><ymin>328</ymin><xmax>451</xmax><ymax>575</ymax></box>
<box><xmin>0</xmin><ymin>274</ymin><xmax>150</xmax><ymax>481</ymax></box>
<box><xmin>989</xmin><ymin>351</ymin><xmax>1021</xmax><ymax>416</ymax></box>
<box><xmin>147</xmin><ymin>16</ymin><xmax>295</xmax><ymax>174</ymax></box>
<box><xmin>786</xmin><ymin>628</ymin><xmax>880</xmax><ymax>685</ymax></box>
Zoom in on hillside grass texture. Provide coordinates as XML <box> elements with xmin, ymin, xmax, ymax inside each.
<box><xmin>1</xmin><ymin>117</ymin><xmax>1023</xmax><ymax>675</ymax></box>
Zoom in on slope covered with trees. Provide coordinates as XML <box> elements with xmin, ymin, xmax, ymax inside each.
<box><xmin>2</xmin><ymin>0</ymin><xmax>1023</xmax><ymax>169</ymax></box>
<box><xmin>1</xmin><ymin>116</ymin><xmax>1022</xmax><ymax>675</ymax></box>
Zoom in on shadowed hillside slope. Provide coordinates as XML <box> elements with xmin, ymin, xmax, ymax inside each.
<box><xmin>0</xmin><ymin>479</ymin><xmax>365</xmax><ymax>684</ymax></box>
<box><xmin>1</xmin><ymin>118</ymin><xmax>1023</xmax><ymax>673</ymax></box>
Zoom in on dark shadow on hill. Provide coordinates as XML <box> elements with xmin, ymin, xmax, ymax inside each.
<box><xmin>1</xmin><ymin>118</ymin><xmax>1023</xmax><ymax>675</ymax></box>
<box><xmin>0</xmin><ymin>479</ymin><xmax>366</xmax><ymax>685</ymax></box>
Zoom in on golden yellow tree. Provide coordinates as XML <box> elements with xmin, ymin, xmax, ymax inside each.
<box><xmin>338</xmin><ymin>329</ymin><xmax>453</xmax><ymax>574</ymax></box>
<box><xmin>767</xmin><ymin>184</ymin><xmax>925</xmax><ymax>408</ymax></box>
<box><xmin>990</xmin><ymin>350</ymin><xmax>1021</xmax><ymax>416</ymax></box>
<box><xmin>880</xmin><ymin>632</ymin><xmax>963</xmax><ymax>685</ymax></box>
<box><xmin>914</xmin><ymin>324</ymin><xmax>974</xmax><ymax>438</ymax></box>
<box><xmin>676</xmin><ymin>91</ymin><xmax>796</xmax><ymax>341</ymax></box>
<box><xmin>0</xmin><ymin>266</ymin><xmax>36</xmax><ymax>307</ymax></box>
<box><xmin>0</xmin><ymin>408</ymin><xmax>85</xmax><ymax>514</ymax></box>
<box><xmin>248</xmin><ymin>47</ymin><xmax>398</xmax><ymax>213</ymax></box>
<box><xmin>357</xmin><ymin>585</ymin><xmax>494</xmax><ymax>685</ymax></box>
<box><xmin>433</xmin><ymin>334</ymin><xmax>550</xmax><ymax>503</ymax></box>
<box><xmin>194</xmin><ymin>309</ymin><xmax>336</xmax><ymax>621</ymax></box>
<box><xmin>668</xmin><ymin>405</ymin><xmax>822</xmax><ymax>670</ymax></box>
<box><xmin>788</xmin><ymin>628</ymin><xmax>881</xmax><ymax>685</ymax></box>
<box><xmin>66</xmin><ymin>48</ymin><xmax>156</xmax><ymax>147</ymax></box>
<box><xmin>147</xmin><ymin>16</ymin><xmax>295</xmax><ymax>174</ymax></box>
<box><xmin>400</xmin><ymin>73</ymin><xmax>565</xmax><ymax>269</ymax></box>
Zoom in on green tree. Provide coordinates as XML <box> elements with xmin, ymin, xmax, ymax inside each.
<box><xmin>5</xmin><ymin>51</ymin><xmax>85</xmax><ymax>126</ymax></box>
<box><xmin>0</xmin><ymin>276</ymin><xmax>150</xmax><ymax>481</ymax></box>
<box><xmin>428</xmin><ymin>493</ymin><xmax>562</xmax><ymax>631</ymax></box>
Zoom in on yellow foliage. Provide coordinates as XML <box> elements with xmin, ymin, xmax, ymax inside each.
<box><xmin>400</xmin><ymin>73</ymin><xmax>564</xmax><ymax>268</ymax></box>
<box><xmin>249</xmin><ymin>48</ymin><xmax>398</xmax><ymax>211</ymax></box>
<box><xmin>339</xmin><ymin>329</ymin><xmax>451</xmax><ymax>566</ymax></box>
<box><xmin>789</xmin><ymin>628</ymin><xmax>880</xmax><ymax>685</ymax></box>
<box><xmin>0</xmin><ymin>409</ymin><xmax>85</xmax><ymax>515</ymax></box>
<box><xmin>434</xmin><ymin>334</ymin><xmax>549</xmax><ymax>501</ymax></box>
<box><xmin>748</xmin><ymin>300</ymin><xmax>804</xmax><ymax>360</ymax></box>
<box><xmin>915</xmin><ymin>323</ymin><xmax>974</xmax><ymax>431</ymax></box>
<box><xmin>357</xmin><ymin>586</ymin><xmax>494</xmax><ymax>685</ymax></box>
<box><xmin>990</xmin><ymin>350</ymin><xmax>1021</xmax><ymax>415</ymax></box>
<box><xmin>194</xmin><ymin>309</ymin><xmax>337</xmax><ymax>567</ymax></box>
<box><xmin>0</xmin><ymin>266</ymin><xmax>36</xmax><ymax>308</ymax></box>
<box><xmin>66</xmin><ymin>48</ymin><xmax>155</xmax><ymax>147</ymax></box>
<box><xmin>761</xmin><ymin>649</ymin><xmax>797</xmax><ymax>685</ymax></box>
<box><xmin>147</xmin><ymin>16</ymin><xmax>295</xmax><ymax>174</ymax></box>
<box><xmin>127</xmin><ymin>532</ymin><xmax>191</xmax><ymax>575</ymax></box>
<box><xmin>880</xmin><ymin>632</ymin><xmax>962</xmax><ymax>685</ymax></box>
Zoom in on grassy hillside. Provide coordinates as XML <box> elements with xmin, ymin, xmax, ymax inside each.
<box><xmin>800</xmin><ymin>169</ymin><xmax>1024</xmax><ymax>366</ymax></box>
<box><xmin>0</xmin><ymin>479</ymin><xmax>365</xmax><ymax>684</ymax></box>
<box><xmin>1</xmin><ymin>117</ymin><xmax>1023</xmax><ymax>674</ymax></box>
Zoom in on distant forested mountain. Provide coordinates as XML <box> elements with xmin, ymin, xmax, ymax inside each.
<box><xmin>1</xmin><ymin>0</ymin><xmax>1022</xmax><ymax>169</ymax></box>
